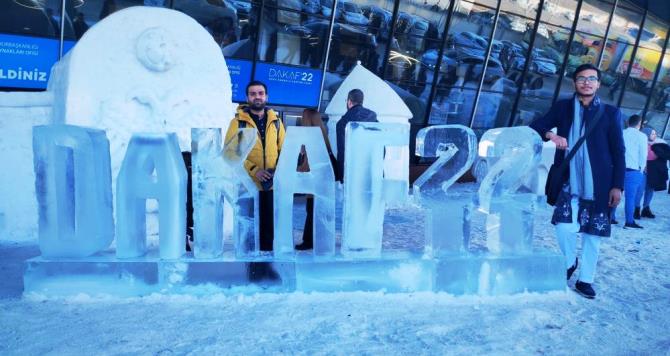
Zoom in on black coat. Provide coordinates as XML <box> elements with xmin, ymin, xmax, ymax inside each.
<box><xmin>647</xmin><ymin>142</ymin><xmax>670</xmax><ymax>191</ymax></box>
<box><xmin>335</xmin><ymin>104</ymin><xmax>378</xmax><ymax>182</ymax></box>
<box><xmin>529</xmin><ymin>97</ymin><xmax>626</xmax><ymax>212</ymax></box>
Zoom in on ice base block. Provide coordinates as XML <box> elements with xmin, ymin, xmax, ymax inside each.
<box><xmin>434</xmin><ymin>252</ymin><xmax>565</xmax><ymax>295</ymax></box>
<box><xmin>23</xmin><ymin>250</ymin><xmax>565</xmax><ymax>297</ymax></box>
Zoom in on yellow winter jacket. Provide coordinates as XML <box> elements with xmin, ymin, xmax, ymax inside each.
<box><xmin>224</xmin><ymin>105</ymin><xmax>285</xmax><ymax>190</ymax></box>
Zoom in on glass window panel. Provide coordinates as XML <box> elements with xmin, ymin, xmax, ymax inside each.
<box><xmin>620</xmin><ymin>47</ymin><xmax>662</xmax><ymax>109</ymax></box>
<box><xmin>597</xmin><ymin>39</ymin><xmax>633</xmax><ymax>105</ymax></box>
<box><xmin>428</xmin><ymin>87</ymin><xmax>477</xmax><ymax>126</ymax></box>
<box><xmin>441</xmin><ymin>3</ymin><xmax>496</xmax><ymax>89</ymax></box>
<box><xmin>539</xmin><ymin>0</ymin><xmax>578</xmax><ymax>29</ymax></box>
<box><xmin>325</xmin><ymin>0</ymin><xmax>392</xmax><ymax>76</ymax></box>
<box><xmin>462</xmin><ymin>0</ymin><xmax>498</xmax><ymax>9</ymax></box>
<box><xmin>257</xmin><ymin>6</ymin><xmax>328</xmax><ymax>66</ymax></box>
<box><xmin>576</xmin><ymin>0</ymin><xmax>612</xmax><ymax>37</ymax></box>
<box><xmin>513</xmin><ymin>95</ymin><xmax>553</xmax><ymax>126</ymax></box>
<box><xmin>64</xmin><ymin>0</ymin><xmax>168</xmax><ymax>40</ymax></box>
<box><xmin>647</xmin><ymin>53</ymin><xmax>670</xmax><ymax>113</ymax></box>
<box><xmin>550</xmin><ymin>32</ymin><xmax>602</xmax><ymax>99</ymax></box>
<box><xmin>644</xmin><ymin>111</ymin><xmax>669</xmax><ymax>137</ymax></box>
<box><xmin>485</xmin><ymin>12</ymin><xmax>535</xmax><ymax>94</ymax></box>
<box><xmin>1</xmin><ymin>0</ymin><xmax>64</xmax><ymax>38</ymax></box>
<box><xmin>607</xmin><ymin>0</ymin><xmax>643</xmax><ymax>45</ymax></box>
<box><xmin>385</xmin><ymin>0</ymin><xmax>451</xmax><ymax>96</ymax></box>
<box><xmin>639</xmin><ymin>15</ymin><xmax>667</xmax><ymax>51</ymax></box>
<box><xmin>472</xmin><ymin>90</ymin><xmax>516</xmax><ymax>129</ymax></box>
<box><xmin>500</xmin><ymin>0</ymin><xmax>539</xmax><ymax>19</ymax></box>
<box><xmin>512</xmin><ymin>23</ymin><xmax>566</xmax><ymax>98</ymax></box>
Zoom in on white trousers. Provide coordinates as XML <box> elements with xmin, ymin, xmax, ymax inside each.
<box><xmin>555</xmin><ymin>197</ymin><xmax>601</xmax><ymax>284</ymax></box>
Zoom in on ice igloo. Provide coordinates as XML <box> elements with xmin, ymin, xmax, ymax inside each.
<box><xmin>324</xmin><ymin>63</ymin><xmax>413</xmax><ymax>191</ymax></box>
<box><xmin>48</xmin><ymin>6</ymin><xmax>235</xmax><ymax>178</ymax></box>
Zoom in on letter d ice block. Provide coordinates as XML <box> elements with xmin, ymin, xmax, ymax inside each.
<box><xmin>32</xmin><ymin>125</ymin><xmax>114</xmax><ymax>258</ymax></box>
<box><xmin>116</xmin><ymin>133</ymin><xmax>187</xmax><ymax>259</ymax></box>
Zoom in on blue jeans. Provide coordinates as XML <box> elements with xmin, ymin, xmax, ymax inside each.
<box><xmin>624</xmin><ymin>170</ymin><xmax>644</xmax><ymax>223</ymax></box>
<box><xmin>635</xmin><ymin>173</ymin><xmax>654</xmax><ymax>208</ymax></box>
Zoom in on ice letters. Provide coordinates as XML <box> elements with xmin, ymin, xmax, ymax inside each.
<box><xmin>191</xmin><ymin>128</ymin><xmax>258</xmax><ymax>259</ymax></box>
<box><xmin>413</xmin><ymin>125</ymin><xmax>477</xmax><ymax>256</ymax></box>
<box><xmin>274</xmin><ymin>127</ymin><xmax>336</xmax><ymax>257</ymax></box>
<box><xmin>477</xmin><ymin>126</ymin><xmax>543</xmax><ymax>254</ymax></box>
<box><xmin>342</xmin><ymin>122</ymin><xmax>409</xmax><ymax>258</ymax></box>
<box><xmin>116</xmin><ymin>133</ymin><xmax>187</xmax><ymax>259</ymax></box>
<box><xmin>32</xmin><ymin>125</ymin><xmax>114</xmax><ymax>258</ymax></box>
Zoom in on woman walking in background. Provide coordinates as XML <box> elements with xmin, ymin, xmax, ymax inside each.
<box><xmin>295</xmin><ymin>109</ymin><xmax>337</xmax><ymax>250</ymax></box>
<box><xmin>637</xmin><ymin>128</ymin><xmax>670</xmax><ymax>218</ymax></box>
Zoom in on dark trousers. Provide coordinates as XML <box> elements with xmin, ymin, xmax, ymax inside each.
<box><xmin>259</xmin><ymin>190</ymin><xmax>274</xmax><ymax>251</ymax></box>
<box><xmin>302</xmin><ymin>196</ymin><xmax>314</xmax><ymax>246</ymax></box>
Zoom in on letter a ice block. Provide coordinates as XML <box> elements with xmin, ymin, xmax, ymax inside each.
<box><xmin>273</xmin><ymin>127</ymin><xmax>336</xmax><ymax>257</ymax></box>
<box><xmin>413</xmin><ymin>125</ymin><xmax>477</xmax><ymax>256</ymax></box>
<box><xmin>477</xmin><ymin>127</ymin><xmax>542</xmax><ymax>254</ymax></box>
<box><xmin>191</xmin><ymin>128</ymin><xmax>259</xmax><ymax>258</ymax></box>
<box><xmin>342</xmin><ymin>122</ymin><xmax>408</xmax><ymax>258</ymax></box>
<box><xmin>116</xmin><ymin>133</ymin><xmax>187</xmax><ymax>259</ymax></box>
<box><xmin>32</xmin><ymin>125</ymin><xmax>114</xmax><ymax>258</ymax></box>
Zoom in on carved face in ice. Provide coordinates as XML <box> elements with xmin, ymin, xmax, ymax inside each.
<box><xmin>135</xmin><ymin>27</ymin><xmax>174</xmax><ymax>72</ymax></box>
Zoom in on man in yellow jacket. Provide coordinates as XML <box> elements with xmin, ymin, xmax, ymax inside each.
<box><xmin>225</xmin><ymin>80</ymin><xmax>286</xmax><ymax>251</ymax></box>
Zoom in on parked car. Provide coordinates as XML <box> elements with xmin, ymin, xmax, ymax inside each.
<box><xmin>336</xmin><ymin>0</ymin><xmax>368</xmax><ymax>27</ymax></box>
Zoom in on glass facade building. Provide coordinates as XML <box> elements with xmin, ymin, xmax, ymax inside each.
<box><xmin>3</xmin><ymin>0</ymin><xmax>670</xmax><ymax>153</ymax></box>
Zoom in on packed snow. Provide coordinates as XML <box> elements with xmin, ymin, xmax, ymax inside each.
<box><xmin>1</xmin><ymin>190</ymin><xmax>669</xmax><ymax>354</ymax></box>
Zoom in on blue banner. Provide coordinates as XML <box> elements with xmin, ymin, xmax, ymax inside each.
<box><xmin>0</xmin><ymin>34</ymin><xmax>60</xmax><ymax>89</ymax></box>
<box><xmin>226</xmin><ymin>58</ymin><xmax>252</xmax><ymax>103</ymax></box>
<box><xmin>254</xmin><ymin>62</ymin><xmax>322</xmax><ymax>107</ymax></box>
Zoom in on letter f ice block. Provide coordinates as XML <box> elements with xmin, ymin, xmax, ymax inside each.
<box><xmin>341</xmin><ymin>122</ymin><xmax>408</xmax><ymax>258</ymax></box>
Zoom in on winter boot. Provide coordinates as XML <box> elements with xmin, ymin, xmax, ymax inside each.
<box><xmin>641</xmin><ymin>206</ymin><xmax>655</xmax><ymax>218</ymax></box>
<box><xmin>634</xmin><ymin>207</ymin><xmax>641</xmax><ymax>220</ymax></box>
<box><xmin>567</xmin><ymin>258</ymin><xmax>578</xmax><ymax>280</ymax></box>
<box><xmin>575</xmin><ymin>281</ymin><xmax>596</xmax><ymax>299</ymax></box>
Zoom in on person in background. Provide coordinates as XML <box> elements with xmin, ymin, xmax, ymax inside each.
<box><xmin>295</xmin><ymin>108</ymin><xmax>336</xmax><ymax>251</ymax></box>
<box><xmin>529</xmin><ymin>63</ymin><xmax>625</xmax><ymax>299</ymax></box>
<box><xmin>335</xmin><ymin>89</ymin><xmax>378</xmax><ymax>183</ymax></box>
<box><xmin>622</xmin><ymin>114</ymin><xmax>647</xmax><ymax>229</ymax></box>
<box><xmin>637</xmin><ymin>128</ymin><xmax>670</xmax><ymax>218</ymax></box>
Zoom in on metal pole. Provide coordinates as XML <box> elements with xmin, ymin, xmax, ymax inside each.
<box><xmin>250</xmin><ymin>0</ymin><xmax>266</xmax><ymax>82</ymax></box>
<box><xmin>422</xmin><ymin>0</ymin><xmax>457</xmax><ymax>127</ymax></box>
<box><xmin>58</xmin><ymin>0</ymin><xmax>66</xmax><ymax>59</ymax></box>
<box><xmin>317</xmin><ymin>0</ymin><xmax>339</xmax><ymax>110</ymax></box>
<box><xmin>641</xmin><ymin>24</ymin><xmax>670</xmax><ymax>119</ymax></box>
<box><xmin>468</xmin><ymin>0</ymin><xmax>502</xmax><ymax>128</ymax></box>
<box><xmin>616</xmin><ymin>5</ymin><xmax>647</xmax><ymax>108</ymax></box>
<box><xmin>506</xmin><ymin>0</ymin><xmax>545</xmax><ymax>127</ymax></box>
<box><xmin>379</xmin><ymin>0</ymin><xmax>402</xmax><ymax>79</ymax></box>
<box><xmin>550</xmin><ymin>0</ymin><xmax>583</xmax><ymax>105</ymax></box>
<box><xmin>596</xmin><ymin>0</ymin><xmax>618</xmax><ymax>68</ymax></box>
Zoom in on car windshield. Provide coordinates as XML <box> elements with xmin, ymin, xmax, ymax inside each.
<box><xmin>344</xmin><ymin>2</ymin><xmax>360</xmax><ymax>13</ymax></box>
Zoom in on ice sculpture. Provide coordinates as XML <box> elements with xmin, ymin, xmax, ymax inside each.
<box><xmin>274</xmin><ymin>127</ymin><xmax>336</xmax><ymax>257</ymax></box>
<box><xmin>341</xmin><ymin>122</ymin><xmax>409</xmax><ymax>258</ymax></box>
<box><xmin>413</xmin><ymin>125</ymin><xmax>477</xmax><ymax>256</ymax></box>
<box><xmin>116</xmin><ymin>133</ymin><xmax>187</xmax><ymax>259</ymax></box>
<box><xmin>32</xmin><ymin>125</ymin><xmax>114</xmax><ymax>258</ymax></box>
<box><xmin>191</xmin><ymin>128</ymin><xmax>258</xmax><ymax>258</ymax></box>
<box><xmin>477</xmin><ymin>127</ymin><xmax>542</xmax><ymax>254</ymax></box>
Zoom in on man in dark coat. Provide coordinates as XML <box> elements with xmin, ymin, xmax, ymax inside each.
<box><xmin>529</xmin><ymin>63</ymin><xmax>625</xmax><ymax>299</ymax></box>
<box><xmin>335</xmin><ymin>89</ymin><xmax>378</xmax><ymax>182</ymax></box>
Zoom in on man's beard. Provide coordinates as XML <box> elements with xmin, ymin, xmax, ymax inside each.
<box><xmin>249</xmin><ymin>100</ymin><xmax>266</xmax><ymax>111</ymax></box>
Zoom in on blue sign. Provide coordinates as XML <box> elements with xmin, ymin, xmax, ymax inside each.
<box><xmin>254</xmin><ymin>62</ymin><xmax>322</xmax><ymax>107</ymax></box>
<box><xmin>0</xmin><ymin>34</ymin><xmax>60</xmax><ymax>89</ymax></box>
<box><xmin>226</xmin><ymin>58</ymin><xmax>252</xmax><ymax>103</ymax></box>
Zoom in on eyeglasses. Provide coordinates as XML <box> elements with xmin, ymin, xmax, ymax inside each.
<box><xmin>575</xmin><ymin>75</ymin><xmax>599</xmax><ymax>84</ymax></box>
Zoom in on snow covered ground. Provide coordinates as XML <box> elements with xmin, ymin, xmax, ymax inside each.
<box><xmin>1</xmin><ymin>190</ymin><xmax>669</xmax><ymax>354</ymax></box>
